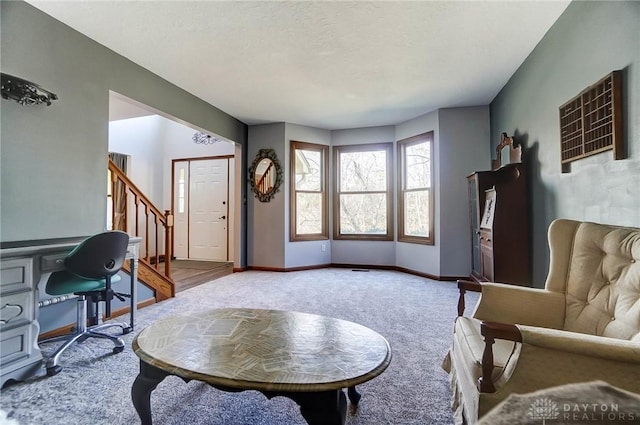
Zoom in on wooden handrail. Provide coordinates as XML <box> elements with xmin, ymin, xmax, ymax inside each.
<box><xmin>109</xmin><ymin>159</ymin><xmax>168</xmax><ymax>222</ymax></box>
<box><xmin>108</xmin><ymin>159</ymin><xmax>173</xmax><ymax>279</ymax></box>
<box><xmin>256</xmin><ymin>161</ymin><xmax>274</xmax><ymax>193</ymax></box>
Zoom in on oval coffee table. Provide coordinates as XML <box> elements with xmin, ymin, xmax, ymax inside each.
<box><xmin>131</xmin><ymin>308</ymin><xmax>392</xmax><ymax>425</ymax></box>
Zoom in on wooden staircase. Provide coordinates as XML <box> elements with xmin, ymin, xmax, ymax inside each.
<box><xmin>256</xmin><ymin>160</ymin><xmax>274</xmax><ymax>193</ymax></box>
<box><xmin>108</xmin><ymin>159</ymin><xmax>175</xmax><ymax>302</ymax></box>
<box><xmin>123</xmin><ymin>261</ymin><xmax>174</xmax><ymax>301</ymax></box>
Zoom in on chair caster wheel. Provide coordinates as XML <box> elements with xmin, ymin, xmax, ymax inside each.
<box><xmin>122</xmin><ymin>326</ymin><xmax>133</xmax><ymax>335</ymax></box>
<box><xmin>46</xmin><ymin>365</ymin><xmax>63</xmax><ymax>377</ymax></box>
<box><xmin>113</xmin><ymin>346</ymin><xmax>124</xmax><ymax>354</ymax></box>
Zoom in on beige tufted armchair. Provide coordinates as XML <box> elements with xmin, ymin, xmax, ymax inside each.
<box><xmin>443</xmin><ymin>219</ymin><xmax>640</xmax><ymax>424</ymax></box>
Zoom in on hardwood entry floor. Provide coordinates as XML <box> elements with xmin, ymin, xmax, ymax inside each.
<box><xmin>171</xmin><ymin>260</ymin><xmax>233</xmax><ymax>293</ymax></box>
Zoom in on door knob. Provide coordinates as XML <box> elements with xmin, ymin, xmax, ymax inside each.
<box><xmin>219</xmin><ymin>215</ymin><xmax>226</xmax><ymax>220</ymax></box>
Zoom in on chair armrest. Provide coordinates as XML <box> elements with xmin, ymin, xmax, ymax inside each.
<box><xmin>477</xmin><ymin>321</ymin><xmax>640</xmax><ymax>394</ymax></box>
<box><xmin>473</xmin><ymin>282</ymin><xmax>565</xmax><ymax>329</ymax></box>
<box><xmin>456</xmin><ymin>279</ymin><xmax>482</xmax><ymax>316</ymax></box>
<box><xmin>478</xmin><ymin>321</ymin><xmax>522</xmax><ymax>393</ymax></box>
<box><xmin>516</xmin><ymin>324</ymin><xmax>640</xmax><ymax>364</ymax></box>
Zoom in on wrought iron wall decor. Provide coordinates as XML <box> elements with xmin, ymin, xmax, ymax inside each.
<box><xmin>1</xmin><ymin>73</ymin><xmax>58</xmax><ymax>106</ymax></box>
<box><xmin>192</xmin><ymin>132</ymin><xmax>223</xmax><ymax>145</ymax></box>
<box><xmin>248</xmin><ymin>149</ymin><xmax>284</xmax><ymax>202</ymax></box>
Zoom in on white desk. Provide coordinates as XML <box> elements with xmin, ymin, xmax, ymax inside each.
<box><xmin>0</xmin><ymin>235</ymin><xmax>140</xmax><ymax>388</ymax></box>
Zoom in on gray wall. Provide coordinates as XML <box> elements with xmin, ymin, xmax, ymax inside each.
<box><xmin>438</xmin><ymin>107</ymin><xmax>491</xmax><ymax>277</ymax></box>
<box><xmin>1</xmin><ymin>1</ymin><xmax>247</xmax><ymax>244</ymax></box>
<box><xmin>247</xmin><ymin>123</ymin><xmax>287</xmax><ymax>268</ymax></box>
<box><xmin>490</xmin><ymin>1</ymin><xmax>640</xmax><ymax>285</ymax></box>
<box><xmin>395</xmin><ymin>107</ymin><xmax>491</xmax><ymax>278</ymax></box>
<box><xmin>1</xmin><ymin>1</ymin><xmax>247</xmax><ymax>333</ymax></box>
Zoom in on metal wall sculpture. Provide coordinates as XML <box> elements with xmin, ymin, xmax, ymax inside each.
<box><xmin>1</xmin><ymin>73</ymin><xmax>58</xmax><ymax>106</ymax></box>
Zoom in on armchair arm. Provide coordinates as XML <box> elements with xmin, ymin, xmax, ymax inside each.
<box><xmin>516</xmin><ymin>324</ymin><xmax>640</xmax><ymax>364</ymax></box>
<box><xmin>473</xmin><ymin>282</ymin><xmax>565</xmax><ymax>329</ymax></box>
<box><xmin>479</xmin><ymin>321</ymin><xmax>522</xmax><ymax>393</ymax></box>
<box><xmin>477</xmin><ymin>321</ymin><xmax>640</xmax><ymax>394</ymax></box>
<box><xmin>456</xmin><ymin>279</ymin><xmax>482</xmax><ymax>316</ymax></box>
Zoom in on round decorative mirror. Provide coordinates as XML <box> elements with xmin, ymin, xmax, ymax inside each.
<box><xmin>248</xmin><ymin>149</ymin><xmax>283</xmax><ymax>202</ymax></box>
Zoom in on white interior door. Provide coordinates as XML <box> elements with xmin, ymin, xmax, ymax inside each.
<box><xmin>188</xmin><ymin>158</ymin><xmax>229</xmax><ymax>260</ymax></box>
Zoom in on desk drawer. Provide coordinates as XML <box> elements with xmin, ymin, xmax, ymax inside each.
<box><xmin>0</xmin><ymin>258</ymin><xmax>33</xmax><ymax>295</ymax></box>
<box><xmin>0</xmin><ymin>322</ymin><xmax>36</xmax><ymax>366</ymax></box>
<box><xmin>0</xmin><ymin>291</ymin><xmax>33</xmax><ymax>329</ymax></box>
<box><xmin>40</xmin><ymin>253</ymin><xmax>68</xmax><ymax>273</ymax></box>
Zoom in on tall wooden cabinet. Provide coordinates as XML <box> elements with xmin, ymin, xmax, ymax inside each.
<box><xmin>467</xmin><ymin>134</ymin><xmax>530</xmax><ymax>286</ymax></box>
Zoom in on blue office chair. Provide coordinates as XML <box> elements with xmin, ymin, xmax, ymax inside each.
<box><xmin>41</xmin><ymin>230</ymin><xmax>131</xmax><ymax>376</ymax></box>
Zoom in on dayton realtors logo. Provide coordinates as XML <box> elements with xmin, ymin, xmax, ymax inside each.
<box><xmin>528</xmin><ymin>398</ymin><xmax>560</xmax><ymax>424</ymax></box>
<box><xmin>562</xmin><ymin>402</ymin><xmax>636</xmax><ymax>422</ymax></box>
<box><xmin>528</xmin><ymin>397</ymin><xmax>637</xmax><ymax>423</ymax></box>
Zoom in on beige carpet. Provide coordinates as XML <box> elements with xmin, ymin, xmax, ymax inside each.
<box><xmin>1</xmin><ymin>268</ymin><xmax>475</xmax><ymax>425</ymax></box>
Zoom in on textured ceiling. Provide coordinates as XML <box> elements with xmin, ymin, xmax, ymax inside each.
<box><xmin>27</xmin><ymin>1</ymin><xmax>570</xmax><ymax>130</ymax></box>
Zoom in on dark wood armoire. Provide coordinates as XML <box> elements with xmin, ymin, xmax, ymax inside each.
<box><xmin>467</xmin><ymin>133</ymin><xmax>530</xmax><ymax>286</ymax></box>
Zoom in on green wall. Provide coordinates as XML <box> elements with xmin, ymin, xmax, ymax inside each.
<box><xmin>1</xmin><ymin>1</ymin><xmax>248</xmax><ymax>247</ymax></box>
<box><xmin>490</xmin><ymin>0</ymin><xmax>640</xmax><ymax>285</ymax></box>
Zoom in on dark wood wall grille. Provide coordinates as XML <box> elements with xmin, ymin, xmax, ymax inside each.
<box><xmin>559</xmin><ymin>70</ymin><xmax>622</xmax><ymax>173</ymax></box>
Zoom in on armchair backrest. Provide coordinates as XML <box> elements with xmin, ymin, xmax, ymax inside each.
<box><xmin>546</xmin><ymin>219</ymin><xmax>640</xmax><ymax>341</ymax></box>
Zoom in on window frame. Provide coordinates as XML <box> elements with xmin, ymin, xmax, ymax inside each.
<box><xmin>397</xmin><ymin>131</ymin><xmax>435</xmax><ymax>245</ymax></box>
<box><xmin>333</xmin><ymin>142</ymin><xmax>394</xmax><ymax>241</ymax></box>
<box><xmin>289</xmin><ymin>140</ymin><xmax>329</xmax><ymax>242</ymax></box>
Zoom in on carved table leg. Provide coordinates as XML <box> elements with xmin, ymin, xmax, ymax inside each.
<box><xmin>290</xmin><ymin>390</ymin><xmax>347</xmax><ymax>425</ymax></box>
<box><xmin>347</xmin><ymin>386</ymin><xmax>361</xmax><ymax>405</ymax></box>
<box><xmin>131</xmin><ymin>360</ymin><xmax>170</xmax><ymax>425</ymax></box>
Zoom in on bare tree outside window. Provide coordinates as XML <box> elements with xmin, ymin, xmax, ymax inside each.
<box><xmin>296</xmin><ymin>149</ymin><xmax>322</xmax><ymax>234</ymax></box>
<box><xmin>398</xmin><ymin>132</ymin><xmax>434</xmax><ymax>245</ymax></box>
<box><xmin>334</xmin><ymin>143</ymin><xmax>393</xmax><ymax>240</ymax></box>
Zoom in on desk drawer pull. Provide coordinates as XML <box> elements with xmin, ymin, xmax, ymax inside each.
<box><xmin>41</xmin><ymin>254</ymin><xmax>69</xmax><ymax>272</ymax></box>
<box><xmin>0</xmin><ymin>303</ymin><xmax>24</xmax><ymax>325</ymax></box>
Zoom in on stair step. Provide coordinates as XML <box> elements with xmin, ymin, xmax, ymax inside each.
<box><xmin>172</xmin><ymin>261</ymin><xmax>233</xmax><ymax>293</ymax></box>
